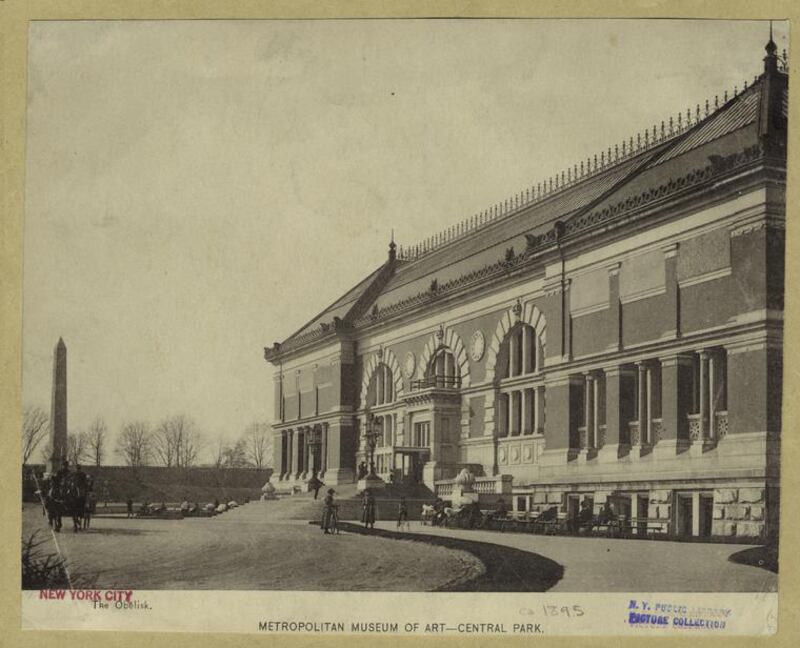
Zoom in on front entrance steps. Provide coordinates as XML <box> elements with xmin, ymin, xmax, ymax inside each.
<box><xmin>230</xmin><ymin>480</ymin><xmax>436</xmax><ymax>522</ymax></box>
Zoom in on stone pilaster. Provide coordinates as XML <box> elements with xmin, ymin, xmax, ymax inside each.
<box><xmin>272</xmin><ymin>430</ymin><xmax>284</xmax><ymax>480</ymax></box>
<box><xmin>607</xmin><ymin>263</ymin><xmax>622</xmax><ymax>352</ymax></box>
<box><xmin>662</xmin><ymin>243</ymin><xmax>679</xmax><ymax>339</ymax></box>
<box><xmin>654</xmin><ymin>353</ymin><xmax>693</xmax><ymax>459</ymax></box>
<box><xmin>540</xmin><ymin>375</ymin><xmax>582</xmax><ymax>466</ymax></box>
<box><xmin>320</xmin><ymin>422</ymin><xmax>328</xmax><ymax>478</ymax></box>
<box><xmin>598</xmin><ymin>365</ymin><xmax>634</xmax><ymax>463</ymax></box>
<box><xmin>323</xmin><ymin>419</ymin><xmax>357</xmax><ymax>485</ymax></box>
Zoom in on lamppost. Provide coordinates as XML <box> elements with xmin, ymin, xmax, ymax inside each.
<box><xmin>306</xmin><ymin>427</ymin><xmax>322</xmax><ymax>478</ymax></box>
<box><xmin>359</xmin><ymin>408</ymin><xmax>385</xmax><ymax>490</ymax></box>
<box><xmin>363</xmin><ymin>412</ymin><xmax>380</xmax><ymax>477</ymax></box>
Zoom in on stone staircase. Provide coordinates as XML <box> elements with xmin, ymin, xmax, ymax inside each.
<box><xmin>224</xmin><ymin>481</ymin><xmax>437</xmax><ymax>522</ymax></box>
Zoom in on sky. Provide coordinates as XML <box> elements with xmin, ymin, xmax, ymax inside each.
<box><xmin>23</xmin><ymin>18</ymin><xmax>789</xmax><ymax>463</ymax></box>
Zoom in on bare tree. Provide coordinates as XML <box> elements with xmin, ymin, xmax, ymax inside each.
<box><xmin>242</xmin><ymin>422</ymin><xmax>271</xmax><ymax>469</ymax></box>
<box><xmin>151</xmin><ymin>419</ymin><xmax>176</xmax><ymax>467</ymax></box>
<box><xmin>86</xmin><ymin>417</ymin><xmax>108</xmax><ymax>466</ymax></box>
<box><xmin>22</xmin><ymin>406</ymin><xmax>49</xmax><ymax>465</ymax></box>
<box><xmin>153</xmin><ymin>415</ymin><xmax>203</xmax><ymax>468</ymax></box>
<box><xmin>66</xmin><ymin>430</ymin><xmax>89</xmax><ymax>465</ymax></box>
<box><xmin>223</xmin><ymin>439</ymin><xmax>251</xmax><ymax>468</ymax></box>
<box><xmin>116</xmin><ymin>421</ymin><xmax>151</xmax><ymax>467</ymax></box>
<box><xmin>211</xmin><ymin>439</ymin><xmax>226</xmax><ymax>469</ymax></box>
<box><xmin>39</xmin><ymin>442</ymin><xmax>53</xmax><ymax>466</ymax></box>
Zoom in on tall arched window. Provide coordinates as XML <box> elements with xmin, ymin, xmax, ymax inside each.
<box><xmin>497</xmin><ymin>323</ymin><xmax>538</xmax><ymax>379</ymax></box>
<box><xmin>426</xmin><ymin>346</ymin><xmax>460</xmax><ymax>388</ymax></box>
<box><xmin>367</xmin><ymin>363</ymin><xmax>394</xmax><ymax>407</ymax></box>
<box><xmin>496</xmin><ymin>323</ymin><xmax>543</xmax><ymax>436</ymax></box>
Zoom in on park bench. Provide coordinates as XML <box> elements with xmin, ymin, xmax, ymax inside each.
<box><xmin>625</xmin><ymin>517</ymin><xmax>668</xmax><ymax>536</ymax></box>
<box><xmin>136</xmin><ymin>509</ymin><xmax>184</xmax><ymax>520</ymax></box>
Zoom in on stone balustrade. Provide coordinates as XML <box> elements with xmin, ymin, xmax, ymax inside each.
<box><xmin>651</xmin><ymin>418</ymin><xmax>663</xmax><ymax>444</ymax></box>
<box><xmin>687</xmin><ymin>413</ymin><xmax>702</xmax><ymax>441</ymax></box>
<box><xmin>628</xmin><ymin>420</ymin><xmax>640</xmax><ymax>446</ymax></box>
<box><xmin>435</xmin><ymin>475</ymin><xmax>511</xmax><ymax>497</ymax></box>
<box><xmin>715</xmin><ymin>411</ymin><xmax>729</xmax><ymax>438</ymax></box>
<box><xmin>577</xmin><ymin>426</ymin><xmax>588</xmax><ymax>449</ymax></box>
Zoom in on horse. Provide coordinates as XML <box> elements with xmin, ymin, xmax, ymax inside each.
<box><xmin>44</xmin><ymin>475</ymin><xmax>87</xmax><ymax>533</ymax></box>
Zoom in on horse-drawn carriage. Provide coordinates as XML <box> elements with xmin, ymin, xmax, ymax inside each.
<box><xmin>39</xmin><ymin>472</ymin><xmax>90</xmax><ymax>533</ymax></box>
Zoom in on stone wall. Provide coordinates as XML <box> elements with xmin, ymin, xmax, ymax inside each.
<box><xmin>712</xmin><ymin>487</ymin><xmax>766</xmax><ymax>539</ymax></box>
<box><xmin>23</xmin><ymin>464</ymin><xmax>273</xmax><ymax>503</ymax></box>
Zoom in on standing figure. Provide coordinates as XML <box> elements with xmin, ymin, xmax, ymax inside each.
<box><xmin>397</xmin><ymin>496</ymin><xmax>409</xmax><ymax>531</ymax></box>
<box><xmin>309</xmin><ymin>473</ymin><xmax>324</xmax><ymax>500</ymax></box>
<box><xmin>361</xmin><ymin>489</ymin><xmax>376</xmax><ymax>530</ymax></box>
<box><xmin>126</xmin><ymin>496</ymin><xmax>134</xmax><ymax>518</ymax></box>
<box><xmin>84</xmin><ymin>487</ymin><xmax>97</xmax><ymax>529</ymax></box>
<box><xmin>357</xmin><ymin>461</ymin><xmax>368</xmax><ymax>480</ymax></box>
<box><xmin>321</xmin><ymin>488</ymin><xmax>337</xmax><ymax>534</ymax></box>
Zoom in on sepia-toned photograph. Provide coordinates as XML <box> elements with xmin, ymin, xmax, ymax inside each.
<box><xmin>17</xmin><ymin>15</ymin><xmax>787</xmax><ymax>635</ymax></box>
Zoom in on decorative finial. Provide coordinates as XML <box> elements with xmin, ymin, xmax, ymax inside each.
<box><xmin>512</xmin><ymin>298</ymin><xmax>523</xmax><ymax>320</ymax></box>
<box><xmin>766</xmin><ymin>20</ymin><xmax>777</xmax><ymax>57</ymax></box>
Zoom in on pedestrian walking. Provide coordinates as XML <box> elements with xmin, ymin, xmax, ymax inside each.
<box><xmin>309</xmin><ymin>473</ymin><xmax>324</xmax><ymax>499</ymax></box>
<box><xmin>321</xmin><ymin>488</ymin><xmax>337</xmax><ymax>534</ymax></box>
<box><xmin>397</xmin><ymin>496</ymin><xmax>409</xmax><ymax>531</ymax></box>
<box><xmin>362</xmin><ymin>489</ymin><xmax>376</xmax><ymax>530</ymax></box>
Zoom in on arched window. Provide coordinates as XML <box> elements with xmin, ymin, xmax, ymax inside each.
<box><xmin>497</xmin><ymin>323</ymin><xmax>538</xmax><ymax>379</ymax></box>
<box><xmin>496</xmin><ymin>323</ymin><xmax>543</xmax><ymax>436</ymax></box>
<box><xmin>425</xmin><ymin>346</ymin><xmax>460</xmax><ymax>388</ymax></box>
<box><xmin>367</xmin><ymin>363</ymin><xmax>394</xmax><ymax>407</ymax></box>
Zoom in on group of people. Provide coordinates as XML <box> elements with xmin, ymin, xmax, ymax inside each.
<box><xmin>319</xmin><ymin>488</ymin><xmax>410</xmax><ymax>534</ymax></box>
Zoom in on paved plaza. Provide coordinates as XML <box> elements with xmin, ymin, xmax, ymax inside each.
<box><xmin>22</xmin><ymin>502</ymin><xmax>777</xmax><ymax>592</ymax></box>
<box><xmin>367</xmin><ymin>522</ymin><xmax>777</xmax><ymax>592</ymax></box>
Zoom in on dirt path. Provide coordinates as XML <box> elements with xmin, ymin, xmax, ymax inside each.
<box><xmin>22</xmin><ymin>506</ymin><xmax>483</xmax><ymax>591</ymax></box>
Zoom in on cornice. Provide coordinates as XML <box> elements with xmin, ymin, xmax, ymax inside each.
<box><xmin>351</xmin><ymin>144</ymin><xmax>775</xmax><ymax>335</ymax></box>
<box><xmin>267</xmin><ymin>144</ymin><xmax>781</xmax><ymax>363</ymax></box>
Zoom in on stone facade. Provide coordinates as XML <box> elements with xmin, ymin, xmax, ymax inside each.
<box><xmin>264</xmin><ymin>44</ymin><xmax>786</xmax><ymax>540</ymax></box>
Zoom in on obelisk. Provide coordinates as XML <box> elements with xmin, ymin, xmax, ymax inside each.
<box><xmin>48</xmin><ymin>338</ymin><xmax>68</xmax><ymax>474</ymax></box>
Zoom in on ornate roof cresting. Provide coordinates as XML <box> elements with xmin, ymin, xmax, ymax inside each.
<box><xmin>395</xmin><ymin>75</ymin><xmax>773</xmax><ymax>263</ymax></box>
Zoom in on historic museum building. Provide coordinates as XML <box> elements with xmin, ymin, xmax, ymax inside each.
<box><xmin>264</xmin><ymin>42</ymin><xmax>787</xmax><ymax>539</ymax></box>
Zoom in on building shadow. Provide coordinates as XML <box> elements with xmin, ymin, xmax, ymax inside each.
<box><xmin>728</xmin><ymin>543</ymin><xmax>779</xmax><ymax>574</ymax></box>
<box><xmin>337</xmin><ymin>523</ymin><xmax>563</xmax><ymax>591</ymax></box>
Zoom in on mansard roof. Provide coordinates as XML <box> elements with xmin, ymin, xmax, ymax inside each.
<box><xmin>265</xmin><ymin>52</ymin><xmax>787</xmax><ymax>363</ymax></box>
